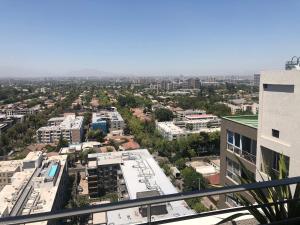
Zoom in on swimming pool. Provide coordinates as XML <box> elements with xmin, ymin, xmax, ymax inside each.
<box><xmin>48</xmin><ymin>164</ymin><xmax>58</xmax><ymax>177</ymax></box>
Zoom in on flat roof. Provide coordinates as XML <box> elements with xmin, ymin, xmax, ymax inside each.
<box><xmin>185</xmin><ymin>114</ymin><xmax>216</xmax><ymax>119</ymax></box>
<box><xmin>223</xmin><ymin>115</ymin><xmax>258</xmax><ymax>129</ymax></box>
<box><xmin>88</xmin><ymin>149</ymin><xmax>194</xmax><ymax>224</ymax></box>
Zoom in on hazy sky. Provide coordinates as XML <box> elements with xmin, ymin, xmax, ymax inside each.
<box><xmin>0</xmin><ymin>0</ymin><xmax>300</xmax><ymax>77</ymax></box>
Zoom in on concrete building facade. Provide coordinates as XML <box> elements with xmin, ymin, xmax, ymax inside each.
<box><xmin>219</xmin><ymin>115</ymin><xmax>258</xmax><ymax>208</ymax></box>
<box><xmin>36</xmin><ymin>114</ymin><xmax>84</xmax><ymax>144</ymax></box>
<box><xmin>256</xmin><ymin>70</ymin><xmax>300</xmax><ymax>180</ymax></box>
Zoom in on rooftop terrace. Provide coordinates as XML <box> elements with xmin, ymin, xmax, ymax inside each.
<box><xmin>223</xmin><ymin>115</ymin><xmax>258</xmax><ymax>129</ymax></box>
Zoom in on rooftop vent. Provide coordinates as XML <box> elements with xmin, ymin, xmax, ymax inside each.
<box><xmin>285</xmin><ymin>56</ymin><xmax>300</xmax><ymax>70</ymax></box>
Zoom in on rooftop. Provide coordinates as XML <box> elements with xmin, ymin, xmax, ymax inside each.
<box><xmin>88</xmin><ymin>149</ymin><xmax>194</xmax><ymax>224</ymax></box>
<box><xmin>185</xmin><ymin>114</ymin><xmax>216</xmax><ymax>120</ymax></box>
<box><xmin>0</xmin><ymin>160</ymin><xmax>22</xmax><ymax>173</ymax></box>
<box><xmin>223</xmin><ymin>115</ymin><xmax>258</xmax><ymax>129</ymax></box>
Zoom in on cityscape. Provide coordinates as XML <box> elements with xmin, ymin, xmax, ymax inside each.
<box><xmin>0</xmin><ymin>1</ymin><xmax>300</xmax><ymax>225</ymax></box>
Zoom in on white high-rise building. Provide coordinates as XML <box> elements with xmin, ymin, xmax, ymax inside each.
<box><xmin>256</xmin><ymin>70</ymin><xmax>300</xmax><ymax>179</ymax></box>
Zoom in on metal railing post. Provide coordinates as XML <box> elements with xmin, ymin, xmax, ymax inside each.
<box><xmin>147</xmin><ymin>204</ymin><xmax>151</xmax><ymax>224</ymax></box>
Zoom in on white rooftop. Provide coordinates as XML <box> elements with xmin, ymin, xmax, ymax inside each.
<box><xmin>0</xmin><ymin>160</ymin><xmax>22</xmax><ymax>173</ymax></box>
<box><xmin>156</xmin><ymin>122</ymin><xmax>185</xmax><ymax>134</ymax></box>
<box><xmin>89</xmin><ymin>149</ymin><xmax>195</xmax><ymax>225</ymax></box>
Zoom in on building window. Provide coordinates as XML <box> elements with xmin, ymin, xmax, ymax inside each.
<box><xmin>241</xmin><ymin>136</ymin><xmax>251</xmax><ymax>153</ymax></box>
<box><xmin>261</xmin><ymin>147</ymin><xmax>290</xmax><ymax>177</ymax></box>
<box><xmin>226</xmin><ymin>158</ymin><xmax>240</xmax><ymax>183</ymax></box>
<box><xmin>234</xmin><ymin>133</ymin><xmax>240</xmax><ymax>148</ymax></box>
<box><xmin>227</xmin><ymin>131</ymin><xmax>233</xmax><ymax>144</ymax></box>
<box><xmin>272</xmin><ymin>129</ymin><xmax>280</xmax><ymax>138</ymax></box>
<box><xmin>263</xmin><ymin>84</ymin><xmax>294</xmax><ymax>93</ymax></box>
<box><xmin>272</xmin><ymin>152</ymin><xmax>280</xmax><ymax>171</ymax></box>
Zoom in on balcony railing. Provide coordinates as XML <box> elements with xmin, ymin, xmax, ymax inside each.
<box><xmin>1</xmin><ymin>176</ymin><xmax>300</xmax><ymax>225</ymax></box>
<box><xmin>227</xmin><ymin>144</ymin><xmax>256</xmax><ymax>164</ymax></box>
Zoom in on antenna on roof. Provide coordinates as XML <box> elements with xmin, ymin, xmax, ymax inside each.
<box><xmin>285</xmin><ymin>56</ymin><xmax>300</xmax><ymax>70</ymax></box>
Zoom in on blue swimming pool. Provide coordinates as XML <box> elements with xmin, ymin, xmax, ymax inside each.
<box><xmin>48</xmin><ymin>164</ymin><xmax>58</xmax><ymax>177</ymax></box>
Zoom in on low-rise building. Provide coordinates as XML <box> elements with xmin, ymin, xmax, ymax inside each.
<box><xmin>0</xmin><ymin>160</ymin><xmax>22</xmax><ymax>190</ymax></box>
<box><xmin>36</xmin><ymin>114</ymin><xmax>84</xmax><ymax>144</ymax></box>
<box><xmin>91</xmin><ymin>108</ymin><xmax>124</xmax><ymax>134</ymax></box>
<box><xmin>156</xmin><ymin>114</ymin><xmax>221</xmax><ymax>141</ymax></box>
<box><xmin>219</xmin><ymin>115</ymin><xmax>258</xmax><ymax>208</ymax></box>
<box><xmin>86</xmin><ymin>149</ymin><xmax>194</xmax><ymax>224</ymax></box>
<box><xmin>0</xmin><ymin>153</ymin><xmax>68</xmax><ymax>225</ymax></box>
<box><xmin>175</xmin><ymin>109</ymin><xmax>206</xmax><ymax>120</ymax></box>
<box><xmin>156</xmin><ymin>121</ymin><xmax>187</xmax><ymax>141</ymax></box>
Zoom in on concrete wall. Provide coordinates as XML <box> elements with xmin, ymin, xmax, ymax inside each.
<box><xmin>257</xmin><ymin>70</ymin><xmax>300</xmax><ymax>180</ymax></box>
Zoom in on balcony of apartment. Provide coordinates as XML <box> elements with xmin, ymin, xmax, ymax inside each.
<box><xmin>227</xmin><ymin>144</ymin><xmax>257</xmax><ymax>165</ymax></box>
<box><xmin>259</xmin><ymin>146</ymin><xmax>290</xmax><ymax>180</ymax></box>
<box><xmin>227</xmin><ymin>131</ymin><xmax>257</xmax><ymax>165</ymax></box>
<box><xmin>2</xmin><ymin>176</ymin><xmax>300</xmax><ymax>225</ymax></box>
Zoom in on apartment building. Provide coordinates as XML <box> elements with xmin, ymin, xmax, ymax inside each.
<box><xmin>0</xmin><ymin>160</ymin><xmax>22</xmax><ymax>190</ymax></box>
<box><xmin>4</xmin><ymin>104</ymin><xmax>41</xmax><ymax>116</ymax></box>
<box><xmin>0</xmin><ymin>153</ymin><xmax>68</xmax><ymax>225</ymax></box>
<box><xmin>87</xmin><ymin>153</ymin><xmax>122</xmax><ymax>198</ymax></box>
<box><xmin>36</xmin><ymin>114</ymin><xmax>84</xmax><ymax>144</ymax></box>
<box><xmin>91</xmin><ymin>108</ymin><xmax>124</xmax><ymax>133</ymax></box>
<box><xmin>219</xmin><ymin>68</ymin><xmax>300</xmax><ymax>208</ymax></box>
<box><xmin>156</xmin><ymin>114</ymin><xmax>221</xmax><ymax>141</ymax></box>
<box><xmin>256</xmin><ymin>70</ymin><xmax>300</xmax><ymax>180</ymax></box>
<box><xmin>86</xmin><ymin>149</ymin><xmax>194</xmax><ymax>225</ymax></box>
<box><xmin>218</xmin><ymin>115</ymin><xmax>258</xmax><ymax>208</ymax></box>
<box><xmin>156</xmin><ymin>121</ymin><xmax>187</xmax><ymax>141</ymax></box>
<box><xmin>184</xmin><ymin>114</ymin><xmax>221</xmax><ymax>130</ymax></box>
<box><xmin>175</xmin><ymin>109</ymin><xmax>206</xmax><ymax>120</ymax></box>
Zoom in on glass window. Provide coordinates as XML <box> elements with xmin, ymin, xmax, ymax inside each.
<box><xmin>272</xmin><ymin>152</ymin><xmax>280</xmax><ymax>171</ymax></box>
<box><xmin>234</xmin><ymin>133</ymin><xmax>240</xmax><ymax>148</ymax></box>
<box><xmin>272</xmin><ymin>129</ymin><xmax>280</xmax><ymax>138</ymax></box>
<box><xmin>251</xmin><ymin>140</ymin><xmax>257</xmax><ymax>155</ymax></box>
<box><xmin>241</xmin><ymin>136</ymin><xmax>251</xmax><ymax>153</ymax></box>
<box><xmin>227</xmin><ymin>131</ymin><xmax>233</xmax><ymax>144</ymax></box>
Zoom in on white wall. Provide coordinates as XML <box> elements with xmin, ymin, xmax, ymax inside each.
<box><xmin>256</xmin><ymin>70</ymin><xmax>300</xmax><ymax>179</ymax></box>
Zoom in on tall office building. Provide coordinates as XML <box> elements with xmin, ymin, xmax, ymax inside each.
<box><xmin>253</xmin><ymin>74</ymin><xmax>260</xmax><ymax>86</ymax></box>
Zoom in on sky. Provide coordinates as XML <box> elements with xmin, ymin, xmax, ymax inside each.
<box><xmin>0</xmin><ymin>0</ymin><xmax>300</xmax><ymax>77</ymax></box>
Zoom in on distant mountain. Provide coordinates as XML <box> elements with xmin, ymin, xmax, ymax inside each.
<box><xmin>64</xmin><ymin>69</ymin><xmax>124</xmax><ymax>77</ymax></box>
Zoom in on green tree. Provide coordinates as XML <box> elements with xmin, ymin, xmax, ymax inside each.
<box><xmin>88</xmin><ymin>130</ymin><xmax>105</xmax><ymax>142</ymax></box>
<box><xmin>56</xmin><ymin>135</ymin><xmax>68</xmax><ymax>152</ymax></box>
<box><xmin>186</xmin><ymin>197</ymin><xmax>208</xmax><ymax>213</ymax></box>
<box><xmin>79</xmin><ymin>148</ymin><xmax>96</xmax><ymax>164</ymax></box>
<box><xmin>181</xmin><ymin>167</ymin><xmax>207</xmax><ymax>191</ymax></box>
<box><xmin>154</xmin><ymin>108</ymin><xmax>174</xmax><ymax>122</ymax></box>
<box><xmin>83</xmin><ymin>112</ymin><xmax>92</xmax><ymax>126</ymax></box>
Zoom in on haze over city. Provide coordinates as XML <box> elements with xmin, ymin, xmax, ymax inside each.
<box><xmin>1</xmin><ymin>0</ymin><xmax>300</xmax><ymax>77</ymax></box>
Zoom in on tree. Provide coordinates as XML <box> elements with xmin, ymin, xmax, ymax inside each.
<box><xmin>186</xmin><ymin>197</ymin><xmax>208</xmax><ymax>213</ymax></box>
<box><xmin>87</xmin><ymin>130</ymin><xmax>105</xmax><ymax>142</ymax></box>
<box><xmin>56</xmin><ymin>135</ymin><xmax>68</xmax><ymax>152</ymax></box>
<box><xmin>207</xmin><ymin>103</ymin><xmax>231</xmax><ymax>117</ymax></box>
<box><xmin>83</xmin><ymin>112</ymin><xmax>92</xmax><ymax>126</ymax></box>
<box><xmin>154</xmin><ymin>108</ymin><xmax>174</xmax><ymax>122</ymax></box>
<box><xmin>79</xmin><ymin>148</ymin><xmax>96</xmax><ymax>164</ymax></box>
<box><xmin>175</xmin><ymin>158</ymin><xmax>186</xmax><ymax>170</ymax></box>
<box><xmin>181</xmin><ymin>167</ymin><xmax>207</xmax><ymax>191</ymax></box>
